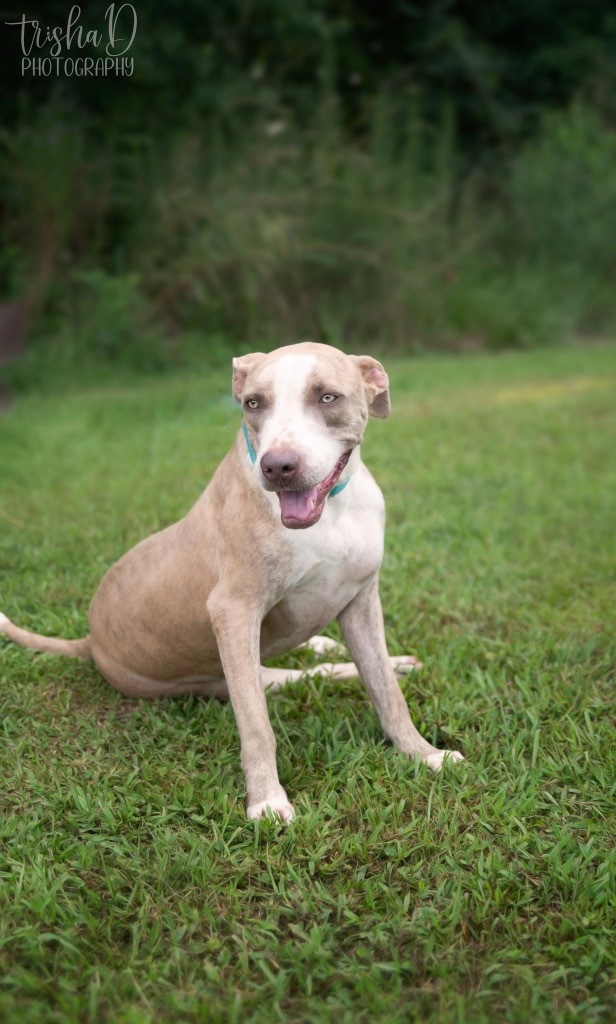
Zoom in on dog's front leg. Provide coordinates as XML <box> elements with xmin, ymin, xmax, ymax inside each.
<box><xmin>338</xmin><ymin>577</ymin><xmax>463</xmax><ymax>770</ymax></box>
<box><xmin>207</xmin><ymin>591</ymin><xmax>295</xmax><ymax>822</ymax></box>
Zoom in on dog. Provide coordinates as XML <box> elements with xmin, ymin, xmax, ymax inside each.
<box><xmin>1</xmin><ymin>342</ymin><xmax>463</xmax><ymax>820</ymax></box>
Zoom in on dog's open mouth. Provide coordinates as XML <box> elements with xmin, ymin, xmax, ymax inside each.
<box><xmin>277</xmin><ymin>452</ymin><xmax>351</xmax><ymax>529</ymax></box>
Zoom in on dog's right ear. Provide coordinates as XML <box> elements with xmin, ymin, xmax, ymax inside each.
<box><xmin>349</xmin><ymin>355</ymin><xmax>391</xmax><ymax>418</ymax></box>
<box><xmin>232</xmin><ymin>352</ymin><xmax>266</xmax><ymax>403</ymax></box>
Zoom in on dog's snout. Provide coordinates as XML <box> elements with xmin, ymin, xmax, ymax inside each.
<box><xmin>260</xmin><ymin>448</ymin><xmax>300</xmax><ymax>487</ymax></box>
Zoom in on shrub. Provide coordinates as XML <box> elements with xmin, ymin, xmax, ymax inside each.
<box><xmin>1</xmin><ymin>96</ymin><xmax>615</xmax><ymax>389</ymax></box>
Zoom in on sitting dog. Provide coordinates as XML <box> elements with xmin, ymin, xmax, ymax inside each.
<box><xmin>1</xmin><ymin>342</ymin><xmax>463</xmax><ymax>820</ymax></box>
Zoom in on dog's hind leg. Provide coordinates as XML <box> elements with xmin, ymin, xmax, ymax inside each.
<box><xmin>261</xmin><ymin>655</ymin><xmax>421</xmax><ymax>692</ymax></box>
<box><xmin>90</xmin><ymin>644</ymin><xmax>230</xmax><ymax>699</ymax></box>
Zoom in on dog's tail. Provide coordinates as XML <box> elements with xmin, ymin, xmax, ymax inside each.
<box><xmin>0</xmin><ymin>611</ymin><xmax>92</xmax><ymax>660</ymax></box>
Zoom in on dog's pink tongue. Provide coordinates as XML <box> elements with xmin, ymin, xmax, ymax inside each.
<box><xmin>278</xmin><ymin>487</ymin><xmax>318</xmax><ymax>522</ymax></box>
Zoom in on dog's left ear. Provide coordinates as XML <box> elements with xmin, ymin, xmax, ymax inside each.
<box><xmin>232</xmin><ymin>352</ymin><xmax>266</xmax><ymax>403</ymax></box>
<box><xmin>350</xmin><ymin>355</ymin><xmax>391</xmax><ymax>418</ymax></box>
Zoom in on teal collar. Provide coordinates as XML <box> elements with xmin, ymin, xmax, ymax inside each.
<box><xmin>242</xmin><ymin>423</ymin><xmax>257</xmax><ymax>463</ymax></box>
<box><xmin>241</xmin><ymin>423</ymin><xmax>351</xmax><ymax>498</ymax></box>
<box><xmin>328</xmin><ymin>476</ymin><xmax>351</xmax><ymax>497</ymax></box>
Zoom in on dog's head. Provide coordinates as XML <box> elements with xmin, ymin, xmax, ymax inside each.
<box><xmin>232</xmin><ymin>341</ymin><xmax>390</xmax><ymax>529</ymax></box>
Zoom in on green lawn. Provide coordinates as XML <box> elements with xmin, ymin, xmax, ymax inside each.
<box><xmin>1</xmin><ymin>345</ymin><xmax>615</xmax><ymax>1023</ymax></box>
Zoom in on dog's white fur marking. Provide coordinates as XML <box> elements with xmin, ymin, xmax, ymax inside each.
<box><xmin>250</xmin><ymin>463</ymin><xmax>385</xmax><ymax>660</ymax></box>
<box><xmin>256</xmin><ymin>354</ymin><xmax>346</xmax><ymax>486</ymax></box>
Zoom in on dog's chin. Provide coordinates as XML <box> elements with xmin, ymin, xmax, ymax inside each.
<box><xmin>276</xmin><ymin>452</ymin><xmax>351</xmax><ymax>530</ymax></box>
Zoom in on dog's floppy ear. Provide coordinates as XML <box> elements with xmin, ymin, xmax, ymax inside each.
<box><xmin>350</xmin><ymin>355</ymin><xmax>391</xmax><ymax>418</ymax></box>
<box><xmin>232</xmin><ymin>352</ymin><xmax>266</xmax><ymax>403</ymax></box>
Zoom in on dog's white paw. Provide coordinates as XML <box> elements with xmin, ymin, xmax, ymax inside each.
<box><xmin>424</xmin><ymin>749</ymin><xmax>464</xmax><ymax>772</ymax></box>
<box><xmin>391</xmin><ymin>655</ymin><xmax>423</xmax><ymax>676</ymax></box>
<box><xmin>0</xmin><ymin>612</ymin><xmax>10</xmax><ymax>632</ymax></box>
<box><xmin>305</xmin><ymin>635</ymin><xmax>345</xmax><ymax>656</ymax></box>
<box><xmin>247</xmin><ymin>796</ymin><xmax>296</xmax><ymax>823</ymax></box>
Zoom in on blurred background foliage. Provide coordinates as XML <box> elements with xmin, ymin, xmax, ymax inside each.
<box><xmin>1</xmin><ymin>0</ymin><xmax>615</xmax><ymax>386</ymax></box>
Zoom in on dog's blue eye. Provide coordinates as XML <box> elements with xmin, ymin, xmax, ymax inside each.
<box><xmin>320</xmin><ymin>394</ymin><xmax>337</xmax><ymax>404</ymax></box>
<box><xmin>246</xmin><ymin>399</ymin><xmax>259</xmax><ymax>409</ymax></box>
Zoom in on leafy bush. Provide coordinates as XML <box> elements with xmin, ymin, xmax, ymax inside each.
<box><xmin>1</xmin><ymin>96</ymin><xmax>615</xmax><ymax>389</ymax></box>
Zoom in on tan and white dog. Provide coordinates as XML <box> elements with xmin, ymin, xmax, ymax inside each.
<box><xmin>1</xmin><ymin>342</ymin><xmax>463</xmax><ymax>821</ymax></box>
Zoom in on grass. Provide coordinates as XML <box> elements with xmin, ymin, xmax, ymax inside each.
<box><xmin>0</xmin><ymin>343</ymin><xmax>615</xmax><ymax>1023</ymax></box>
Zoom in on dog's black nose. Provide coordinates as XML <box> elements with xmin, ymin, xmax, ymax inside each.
<box><xmin>260</xmin><ymin>448</ymin><xmax>300</xmax><ymax>487</ymax></box>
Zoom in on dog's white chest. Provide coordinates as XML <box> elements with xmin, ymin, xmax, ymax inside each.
<box><xmin>263</xmin><ymin>469</ymin><xmax>385</xmax><ymax>653</ymax></box>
